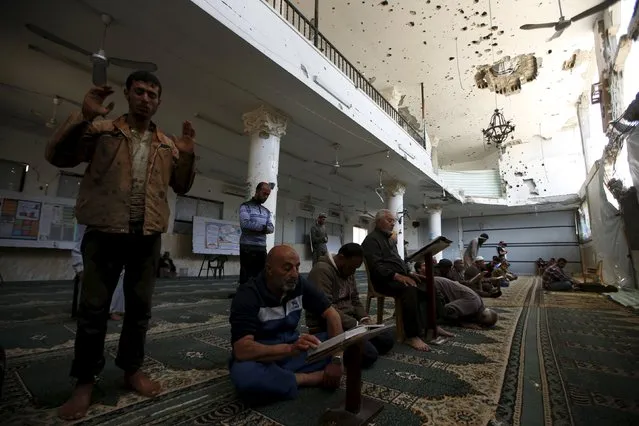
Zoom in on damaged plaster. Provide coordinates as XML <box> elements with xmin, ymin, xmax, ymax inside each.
<box><xmin>499</xmin><ymin>128</ymin><xmax>586</xmax><ymax>202</ymax></box>
<box><xmin>474</xmin><ymin>54</ymin><xmax>539</xmax><ymax>95</ymax></box>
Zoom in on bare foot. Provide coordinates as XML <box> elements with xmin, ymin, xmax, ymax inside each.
<box><xmin>405</xmin><ymin>337</ymin><xmax>430</xmax><ymax>352</ymax></box>
<box><xmin>124</xmin><ymin>371</ymin><xmax>161</xmax><ymax>397</ymax></box>
<box><xmin>437</xmin><ymin>326</ymin><xmax>455</xmax><ymax>338</ymax></box>
<box><xmin>295</xmin><ymin>371</ymin><xmax>324</xmax><ymax>387</ymax></box>
<box><xmin>58</xmin><ymin>382</ymin><xmax>93</xmax><ymax>420</ymax></box>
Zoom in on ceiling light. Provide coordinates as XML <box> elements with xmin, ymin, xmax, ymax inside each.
<box><xmin>482</xmin><ymin>109</ymin><xmax>515</xmax><ymax>146</ymax></box>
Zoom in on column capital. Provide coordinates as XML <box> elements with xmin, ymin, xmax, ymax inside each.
<box><xmin>242</xmin><ymin>105</ymin><xmax>288</xmax><ymax>138</ymax></box>
<box><xmin>428</xmin><ymin>205</ymin><xmax>442</xmax><ymax>213</ymax></box>
<box><xmin>384</xmin><ymin>180</ymin><xmax>406</xmax><ymax>197</ymax></box>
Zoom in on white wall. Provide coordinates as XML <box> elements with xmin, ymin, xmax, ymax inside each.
<box><xmin>420</xmin><ymin>210</ymin><xmax>581</xmax><ymax>275</ymax></box>
<box><xmin>0</xmin><ymin>125</ymin><xmax>359</xmax><ymax>281</ymax></box>
<box><xmin>500</xmin><ymin>128</ymin><xmax>586</xmax><ymax>202</ymax></box>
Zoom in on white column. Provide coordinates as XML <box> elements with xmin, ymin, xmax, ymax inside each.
<box><xmin>428</xmin><ymin>206</ymin><xmax>443</xmax><ymax>261</ymax></box>
<box><xmin>242</xmin><ymin>105</ymin><xmax>288</xmax><ymax>250</ymax></box>
<box><xmin>385</xmin><ymin>181</ymin><xmax>406</xmax><ymax>259</ymax></box>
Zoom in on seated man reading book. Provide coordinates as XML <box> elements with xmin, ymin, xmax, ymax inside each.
<box><xmin>362</xmin><ymin>210</ymin><xmax>453</xmax><ymax>352</ymax></box>
<box><xmin>306</xmin><ymin>243</ymin><xmax>394</xmax><ymax>368</ymax></box>
<box><xmin>229</xmin><ymin>245</ymin><xmax>344</xmax><ymax>401</ymax></box>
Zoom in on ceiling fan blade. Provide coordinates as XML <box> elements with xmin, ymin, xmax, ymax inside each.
<box><xmin>109</xmin><ymin>57</ymin><xmax>158</xmax><ymax>72</ymax></box>
<box><xmin>92</xmin><ymin>63</ymin><xmax>108</xmax><ymax>86</ymax></box>
<box><xmin>340</xmin><ymin>163</ymin><xmax>363</xmax><ymax>168</ymax></box>
<box><xmin>314</xmin><ymin>160</ymin><xmax>335</xmax><ymax>167</ymax></box>
<box><xmin>340</xmin><ymin>149</ymin><xmax>388</xmax><ymax>163</ymax></box>
<box><xmin>25</xmin><ymin>24</ymin><xmax>92</xmax><ymax>57</ymax></box>
<box><xmin>570</xmin><ymin>0</ymin><xmax>619</xmax><ymax>22</ymax></box>
<box><xmin>333</xmin><ymin>171</ymin><xmax>353</xmax><ymax>182</ymax></box>
<box><xmin>520</xmin><ymin>22</ymin><xmax>559</xmax><ymax>30</ymax></box>
<box><xmin>547</xmin><ymin>28</ymin><xmax>566</xmax><ymax>41</ymax></box>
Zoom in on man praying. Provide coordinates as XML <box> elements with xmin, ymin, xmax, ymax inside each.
<box><xmin>434</xmin><ymin>276</ymin><xmax>499</xmax><ymax>329</ymax></box>
<box><xmin>228</xmin><ymin>246</ymin><xmax>343</xmax><ymax>401</ymax></box>
<box><xmin>463</xmin><ymin>233</ymin><xmax>489</xmax><ymax>268</ymax></box>
<box><xmin>362</xmin><ymin>210</ymin><xmax>451</xmax><ymax>352</ymax></box>
<box><xmin>306</xmin><ymin>243</ymin><xmax>394</xmax><ymax>368</ymax></box>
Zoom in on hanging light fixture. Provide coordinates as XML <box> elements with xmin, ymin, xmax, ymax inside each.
<box><xmin>481</xmin><ymin>0</ymin><xmax>515</xmax><ymax>148</ymax></box>
<box><xmin>482</xmin><ymin>109</ymin><xmax>515</xmax><ymax>146</ymax></box>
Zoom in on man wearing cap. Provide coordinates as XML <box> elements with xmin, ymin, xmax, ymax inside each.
<box><xmin>310</xmin><ymin>213</ymin><xmax>328</xmax><ymax>266</ymax></box>
<box><xmin>463</xmin><ymin>233</ymin><xmax>489</xmax><ymax>268</ymax></box>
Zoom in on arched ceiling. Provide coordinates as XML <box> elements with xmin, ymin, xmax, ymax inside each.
<box><xmin>292</xmin><ymin>0</ymin><xmax>604</xmax><ymax>167</ymax></box>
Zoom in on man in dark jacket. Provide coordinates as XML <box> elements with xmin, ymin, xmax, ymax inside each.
<box><xmin>306</xmin><ymin>243</ymin><xmax>394</xmax><ymax>368</ymax></box>
<box><xmin>361</xmin><ymin>209</ymin><xmax>448</xmax><ymax>351</ymax></box>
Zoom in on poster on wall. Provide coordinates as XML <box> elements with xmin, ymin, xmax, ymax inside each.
<box><xmin>0</xmin><ymin>193</ymin><xmax>81</xmax><ymax>249</ymax></box>
<box><xmin>193</xmin><ymin>216</ymin><xmax>241</xmax><ymax>255</ymax></box>
<box><xmin>0</xmin><ymin>198</ymin><xmax>40</xmax><ymax>240</ymax></box>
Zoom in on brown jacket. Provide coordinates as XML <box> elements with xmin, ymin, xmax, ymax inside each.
<box><xmin>306</xmin><ymin>255</ymin><xmax>367</xmax><ymax>331</ymax></box>
<box><xmin>45</xmin><ymin>112</ymin><xmax>196</xmax><ymax>235</ymax></box>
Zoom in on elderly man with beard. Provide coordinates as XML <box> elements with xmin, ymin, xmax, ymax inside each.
<box><xmin>362</xmin><ymin>210</ymin><xmax>452</xmax><ymax>352</ymax></box>
<box><xmin>228</xmin><ymin>246</ymin><xmax>344</xmax><ymax>401</ymax></box>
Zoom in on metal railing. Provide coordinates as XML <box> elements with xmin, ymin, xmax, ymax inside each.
<box><xmin>263</xmin><ymin>0</ymin><xmax>426</xmax><ymax>148</ymax></box>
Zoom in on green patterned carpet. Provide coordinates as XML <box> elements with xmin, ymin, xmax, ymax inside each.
<box><xmin>1</xmin><ymin>276</ymin><xmax>637</xmax><ymax>425</ymax></box>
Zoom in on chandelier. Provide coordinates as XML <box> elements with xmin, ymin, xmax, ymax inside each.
<box><xmin>482</xmin><ymin>109</ymin><xmax>515</xmax><ymax>146</ymax></box>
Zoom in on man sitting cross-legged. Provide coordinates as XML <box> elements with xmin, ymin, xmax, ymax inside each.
<box><xmin>434</xmin><ymin>276</ymin><xmax>499</xmax><ymax>329</ymax></box>
<box><xmin>229</xmin><ymin>245</ymin><xmax>344</xmax><ymax>402</ymax></box>
<box><xmin>306</xmin><ymin>243</ymin><xmax>394</xmax><ymax>369</ymax></box>
<box><xmin>362</xmin><ymin>209</ymin><xmax>452</xmax><ymax>352</ymax></box>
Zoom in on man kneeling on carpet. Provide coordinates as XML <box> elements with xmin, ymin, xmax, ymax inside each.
<box><xmin>229</xmin><ymin>245</ymin><xmax>344</xmax><ymax>401</ymax></box>
<box><xmin>306</xmin><ymin>243</ymin><xmax>394</xmax><ymax>369</ymax></box>
<box><xmin>434</xmin><ymin>276</ymin><xmax>498</xmax><ymax>329</ymax></box>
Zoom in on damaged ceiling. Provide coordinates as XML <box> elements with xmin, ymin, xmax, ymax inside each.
<box><xmin>292</xmin><ymin>0</ymin><xmax>603</xmax><ymax>166</ymax></box>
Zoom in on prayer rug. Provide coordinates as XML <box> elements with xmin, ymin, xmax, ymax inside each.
<box><xmin>1</xmin><ymin>276</ymin><xmax>537</xmax><ymax>425</ymax></box>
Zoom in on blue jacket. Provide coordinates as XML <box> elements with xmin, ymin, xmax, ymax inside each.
<box><xmin>229</xmin><ymin>272</ymin><xmax>331</xmax><ymax>347</ymax></box>
<box><xmin>239</xmin><ymin>199</ymin><xmax>274</xmax><ymax>247</ymax></box>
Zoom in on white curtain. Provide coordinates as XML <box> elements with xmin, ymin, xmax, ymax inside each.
<box><xmin>587</xmin><ymin>162</ymin><xmax>634</xmax><ymax>287</ymax></box>
<box><xmin>626</xmin><ymin>128</ymin><xmax>639</xmax><ymax>205</ymax></box>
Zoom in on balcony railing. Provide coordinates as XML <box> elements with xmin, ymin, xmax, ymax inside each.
<box><xmin>263</xmin><ymin>0</ymin><xmax>426</xmax><ymax>148</ymax></box>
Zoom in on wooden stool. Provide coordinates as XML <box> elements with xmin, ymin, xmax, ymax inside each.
<box><xmin>363</xmin><ymin>261</ymin><xmax>405</xmax><ymax>342</ymax></box>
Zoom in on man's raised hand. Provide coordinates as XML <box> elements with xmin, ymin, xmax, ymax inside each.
<box><xmin>82</xmin><ymin>86</ymin><xmax>115</xmax><ymax>121</ymax></box>
<box><xmin>172</xmin><ymin>120</ymin><xmax>196</xmax><ymax>154</ymax></box>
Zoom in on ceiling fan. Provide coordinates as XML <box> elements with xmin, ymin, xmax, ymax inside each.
<box><xmin>355</xmin><ymin>202</ymin><xmax>375</xmax><ymax>219</ymax></box>
<box><xmin>315</xmin><ymin>143</ymin><xmax>364</xmax><ymax>176</ymax></box>
<box><xmin>1</xmin><ymin>82</ymin><xmax>82</xmax><ymax>128</ymax></box>
<box><xmin>330</xmin><ymin>196</ymin><xmax>355</xmax><ymax>211</ymax></box>
<box><xmin>520</xmin><ymin>0</ymin><xmax>619</xmax><ymax>41</ymax></box>
<box><xmin>25</xmin><ymin>13</ymin><xmax>158</xmax><ymax>86</ymax></box>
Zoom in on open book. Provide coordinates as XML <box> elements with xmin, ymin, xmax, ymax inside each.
<box><xmin>307</xmin><ymin>324</ymin><xmax>388</xmax><ymax>361</ymax></box>
<box><xmin>406</xmin><ymin>236</ymin><xmax>452</xmax><ymax>263</ymax></box>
